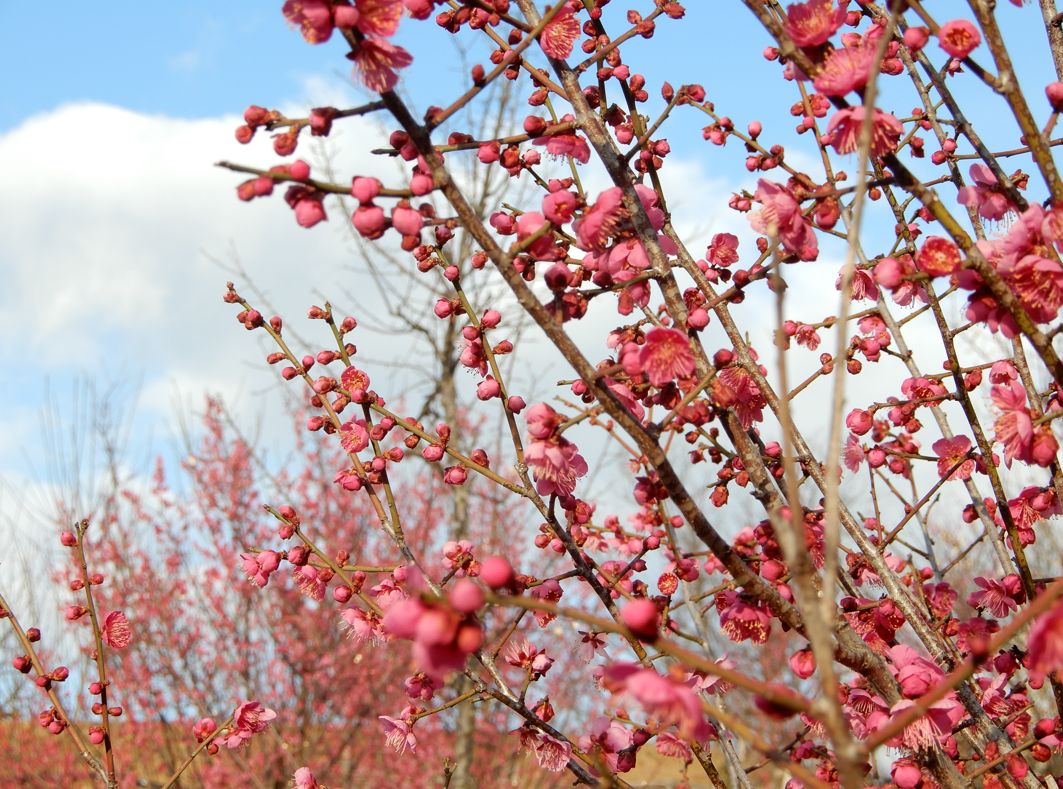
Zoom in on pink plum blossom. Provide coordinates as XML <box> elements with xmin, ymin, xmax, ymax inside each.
<box><xmin>958</xmin><ymin>164</ymin><xmax>1016</xmax><ymax>221</ymax></box>
<box><xmin>379</xmin><ymin>710</ymin><xmax>418</xmax><ymax>754</ymax></box>
<box><xmin>938</xmin><ymin>19</ymin><xmax>981</xmax><ymax>59</ymax></box>
<box><xmin>783</xmin><ymin>0</ymin><xmax>848</xmax><ymax>46</ymax></box>
<box><xmin>101</xmin><ymin>611</ymin><xmax>131</xmax><ymax>649</ymax></box>
<box><xmin>932</xmin><ymin>435</ymin><xmax>974</xmax><ymax>481</ymax></box>
<box><xmin>750</xmin><ymin>179</ymin><xmax>818</xmax><ymax>261</ymax></box>
<box><xmin>602</xmin><ymin>663</ymin><xmax>710</xmax><ymax>740</ymax></box>
<box><xmin>221</xmin><ymin>702</ymin><xmax>277</xmax><ymax>749</ymax></box>
<box><xmin>637</xmin><ymin>327</ymin><xmax>695</xmax><ymax>387</ymax></box>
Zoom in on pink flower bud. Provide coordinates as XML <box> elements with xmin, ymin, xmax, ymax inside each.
<box><xmin>422</xmin><ymin>444</ymin><xmax>445</xmax><ymax>462</ymax></box>
<box><xmin>60</xmin><ymin>531</ymin><xmax>77</xmax><ymax>548</ymax></box>
<box><xmin>409</xmin><ymin>172</ymin><xmax>433</xmax><ymax>195</ymax></box>
<box><xmin>293</xmin><ymin>197</ymin><xmax>326</xmax><ymax>228</ymax></box>
<box><xmin>789</xmin><ymin>648</ymin><xmax>815</xmax><ymax>679</ymax></box>
<box><xmin>391</xmin><ymin>204</ymin><xmax>424</xmax><ymax>236</ymax></box>
<box><xmin>449</xmin><ymin>580</ymin><xmax>485</xmax><ymax>613</ymax></box>
<box><xmin>289</xmin><ymin>160</ymin><xmax>311</xmax><ymax>180</ymax></box>
<box><xmin>873</xmin><ymin>257</ymin><xmax>904</xmax><ymax>289</ymax></box>
<box><xmin>351</xmin><ymin>176</ymin><xmax>381</xmax><ymax>203</ymax></box>
<box><xmin>892</xmin><ymin>760</ymin><xmax>923</xmax><ymax>789</ymax></box>
<box><xmin>761</xmin><ymin>559</ymin><xmax>787</xmax><ymax>581</ymax></box>
<box><xmin>480</xmin><ymin>556</ymin><xmax>515</xmax><ymax>590</ymax></box>
<box><xmin>845</xmin><ymin>408</ymin><xmax>873</xmax><ymax>436</ymax></box>
<box><xmin>620</xmin><ymin>598</ymin><xmax>659</xmax><ymax>641</ymax></box>
<box><xmin>507</xmin><ymin>395</ymin><xmax>527</xmax><ymax>413</ymax></box>
<box><xmin>476</xmin><ymin>377</ymin><xmax>501</xmax><ymax>400</ymax></box>
<box><xmin>443</xmin><ymin>465</ymin><xmax>468</xmax><ymax>485</ymax></box>
<box><xmin>1048</xmin><ymin>82</ymin><xmax>1063</xmax><ymax>112</ymax></box>
<box><xmin>253</xmin><ymin>176</ymin><xmax>274</xmax><ymax>197</ymax></box>
<box><xmin>352</xmin><ymin>205</ymin><xmax>387</xmax><ymax>239</ymax></box>
<box><xmin>65</xmin><ymin>605</ymin><xmax>86</xmax><ymax>621</ymax></box>
<box><xmin>680</xmin><ymin>307</ymin><xmax>707</xmax><ymax>330</ymax></box>
<box><xmin>903</xmin><ymin>26</ymin><xmax>929</xmax><ymax>51</ymax></box>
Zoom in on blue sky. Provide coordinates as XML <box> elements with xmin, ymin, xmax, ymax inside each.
<box><xmin>1</xmin><ymin>3</ymin><xmax>1058</xmax><ymax>560</ymax></box>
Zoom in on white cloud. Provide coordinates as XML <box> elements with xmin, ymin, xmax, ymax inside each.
<box><xmin>0</xmin><ymin>102</ymin><xmax>404</xmax><ymax>437</ymax></box>
<box><xmin>168</xmin><ymin>49</ymin><xmax>202</xmax><ymax>73</ymax></box>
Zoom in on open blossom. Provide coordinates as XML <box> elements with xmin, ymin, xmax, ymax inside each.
<box><xmin>637</xmin><ymin>327</ymin><xmax>695</xmax><ymax>387</ymax></box>
<box><xmin>843</xmin><ymin>267</ymin><xmax>880</xmax><ymax>302</ymax></box>
<box><xmin>1027</xmin><ymin>600</ymin><xmax>1063</xmax><ymax>682</ymax></box>
<box><xmin>938</xmin><ymin>18</ymin><xmax>981</xmax><ymax>59</ymax></box>
<box><xmin>958</xmin><ymin>163</ymin><xmax>1016</xmax><ymax>221</ymax></box>
<box><xmin>221</xmin><ymin>701</ymin><xmax>277</xmax><ymax>749</ymax></box>
<box><xmin>932</xmin><ymin>435</ymin><xmax>974</xmax><ymax>481</ymax></box>
<box><xmin>715</xmin><ymin>590</ymin><xmax>771</xmax><ymax>644</ymax></box>
<box><xmin>292</xmin><ymin>767</ymin><xmax>320</xmax><ymax>789</ymax></box>
<box><xmin>706</xmin><ymin>232</ymin><xmax>740</xmax><ymax>267</ymax></box>
<box><xmin>533</xmin><ymin>124</ymin><xmax>590</xmax><ymax>164</ymax></box>
<box><xmin>524</xmin><ymin>404</ymin><xmax>588</xmax><ymax>497</ymax></box>
<box><xmin>539</xmin><ymin>3</ymin><xmax>580</xmax><ymax>59</ymax></box>
<box><xmin>504</xmin><ymin>639</ymin><xmax>554</xmax><ymax>678</ymax></box>
<box><xmin>356</xmin><ymin>0</ymin><xmax>404</xmax><ymax>37</ymax></box>
<box><xmin>379</xmin><ymin>711</ymin><xmax>418</xmax><ymax>754</ymax></box>
<box><xmin>916</xmin><ymin>236</ymin><xmax>962</xmax><ymax>277</ymax></box>
<box><xmin>843</xmin><ymin>432</ymin><xmax>866</xmax><ymax>472</ymax></box>
<box><xmin>967</xmin><ymin>575</ymin><xmax>1022</xmax><ymax>618</ymax></box>
<box><xmin>283</xmin><ymin>0</ymin><xmax>334</xmax><ymax>44</ymax></box>
<box><xmin>783</xmin><ymin>0</ymin><xmax>848</xmax><ymax>46</ymax></box>
<box><xmin>750</xmin><ymin>179</ymin><xmax>818</xmax><ymax>261</ymax></box>
<box><xmin>889</xmin><ymin>644</ymin><xmax>944</xmax><ymax>699</ymax></box>
<box><xmin>814</xmin><ymin>44</ymin><xmax>874</xmax><ymax>96</ymax></box>
<box><xmin>1002</xmin><ymin>253</ymin><xmax>1063</xmax><ymax>324</ymax></box>
<box><xmin>242</xmin><ymin>550</ymin><xmax>282</xmax><ymax>587</ymax></box>
<box><xmin>712</xmin><ymin>365</ymin><xmax>766</xmax><ymax>429</ymax></box>
<box><xmin>339</xmin><ymin>418</ymin><xmax>370</xmax><ymax>453</ymax></box>
<box><xmin>542</xmin><ymin>190</ymin><xmax>577</xmax><ymax>225</ymax></box>
<box><xmin>574</xmin><ymin>184</ymin><xmax>666</xmax><ymax>250</ymax></box>
<box><xmin>525</xmin><ymin>437</ymin><xmax>588</xmax><ymax>497</ymax></box>
<box><xmin>515</xmin><ymin>727</ymin><xmax>571</xmax><ymax>772</ymax></box>
<box><xmin>348</xmin><ymin>37</ymin><xmax>413</xmax><ymax>92</ymax></box>
<box><xmin>889</xmin><ymin>696</ymin><xmax>965</xmax><ymax>750</ymax></box>
<box><xmin>875</xmin><ymin>253</ymin><xmax>928</xmax><ymax>306</ymax></box>
<box><xmin>575</xmin><ymin>187</ymin><xmax>625</xmax><ymax>250</ymax></box>
<box><xmin>581</xmin><ymin>717</ymin><xmax>634</xmax><ymax>772</ymax></box>
<box><xmin>515</xmin><ymin>211</ymin><xmax>562</xmax><ymax>261</ymax></box>
<box><xmin>824</xmin><ymin>107</ymin><xmax>902</xmax><ymax>157</ymax></box>
<box><xmin>992</xmin><ymin>380</ymin><xmax>1059</xmax><ymax>467</ymax></box>
<box><xmin>689</xmin><ymin>656</ymin><xmax>737</xmax><ymax>696</ymax></box>
<box><xmin>602</xmin><ymin>663</ymin><xmax>711</xmax><ymax>740</ymax></box>
<box><xmin>102</xmin><ymin>611</ymin><xmax>131</xmax><ymax>649</ymax></box>
<box><xmin>577</xmin><ymin>630</ymin><xmax>609</xmax><ymax>663</ymax></box>
<box><xmin>192</xmin><ymin>718</ymin><xmax>217</xmax><ymax>743</ymax></box>
<box><xmin>340</xmin><ymin>606</ymin><xmax>383</xmax><ymax>642</ymax></box>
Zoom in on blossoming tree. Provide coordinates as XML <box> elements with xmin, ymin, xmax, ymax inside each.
<box><xmin>8</xmin><ymin>0</ymin><xmax>1063</xmax><ymax>787</ymax></box>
